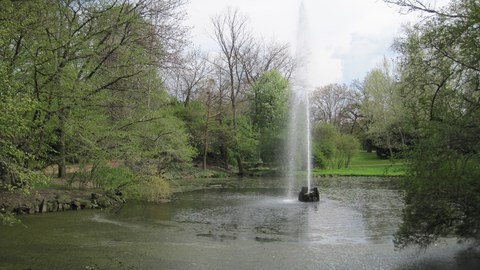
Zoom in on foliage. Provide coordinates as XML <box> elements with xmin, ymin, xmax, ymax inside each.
<box><xmin>174</xmin><ymin>101</ymin><xmax>208</xmax><ymax>158</ymax></box>
<box><xmin>234</xmin><ymin>116</ymin><xmax>259</xmax><ymax>163</ymax></box>
<box><xmin>0</xmin><ymin>0</ymin><xmax>190</xmax><ymax>179</ymax></box>
<box><xmin>313</xmin><ymin>122</ymin><xmax>360</xmax><ymax>169</ymax></box>
<box><xmin>209</xmin><ymin>8</ymin><xmax>294</xmax><ymax>174</ymax></box>
<box><xmin>388</xmin><ymin>0</ymin><xmax>480</xmax><ymax>248</ymax></box>
<box><xmin>0</xmin><ymin>56</ymin><xmax>48</xmax><ymax>188</ymax></box>
<box><xmin>0</xmin><ymin>0</ymin><xmax>192</xmax><ymax>224</ymax></box>
<box><xmin>0</xmin><ymin>212</ymin><xmax>23</xmax><ymax>226</ymax></box>
<box><xmin>131</xmin><ymin>176</ymin><xmax>172</xmax><ymax>202</ymax></box>
<box><xmin>360</xmin><ymin>59</ymin><xmax>408</xmax><ymax>158</ymax></box>
<box><xmin>335</xmin><ymin>134</ymin><xmax>361</xmax><ymax>169</ymax></box>
<box><xmin>250</xmin><ymin>70</ymin><xmax>290</xmax><ymax>164</ymax></box>
<box><xmin>313</xmin><ymin>123</ymin><xmax>338</xmax><ymax>168</ymax></box>
<box><xmin>92</xmin><ymin>165</ymin><xmax>135</xmax><ymax>190</ymax></box>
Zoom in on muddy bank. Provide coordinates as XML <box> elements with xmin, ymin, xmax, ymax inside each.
<box><xmin>0</xmin><ymin>188</ymin><xmax>125</xmax><ymax>215</ymax></box>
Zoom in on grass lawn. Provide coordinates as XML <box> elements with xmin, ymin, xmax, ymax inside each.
<box><xmin>312</xmin><ymin>151</ymin><xmax>408</xmax><ymax>177</ymax></box>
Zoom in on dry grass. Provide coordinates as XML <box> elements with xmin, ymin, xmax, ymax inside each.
<box><xmin>141</xmin><ymin>176</ymin><xmax>172</xmax><ymax>202</ymax></box>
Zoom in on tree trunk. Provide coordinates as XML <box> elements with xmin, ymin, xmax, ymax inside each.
<box><xmin>221</xmin><ymin>145</ymin><xmax>229</xmax><ymax>169</ymax></box>
<box><xmin>202</xmin><ymin>91</ymin><xmax>212</xmax><ymax>170</ymax></box>
<box><xmin>57</xmin><ymin>114</ymin><xmax>66</xmax><ymax>179</ymax></box>
<box><xmin>386</xmin><ymin>132</ymin><xmax>394</xmax><ymax>158</ymax></box>
<box><xmin>184</xmin><ymin>86</ymin><xmax>192</xmax><ymax>108</ymax></box>
<box><xmin>236</xmin><ymin>155</ymin><xmax>246</xmax><ymax>176</ymax></box>
<box><xmin>202</xmin><ymin>143</ymin><xmax>208</xmax><ymax>170</ymax></box>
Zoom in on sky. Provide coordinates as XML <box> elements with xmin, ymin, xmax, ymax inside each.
<box><xmin>184</xmin><ymin>0</ymin><xmax>448</xmax><ymax>87</ymax></box>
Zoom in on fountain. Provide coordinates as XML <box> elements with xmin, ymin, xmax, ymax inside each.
<box><xmin>286</xmin><ymin>0</ymin><xmax>319</xmax><ymax>203</ymax></box>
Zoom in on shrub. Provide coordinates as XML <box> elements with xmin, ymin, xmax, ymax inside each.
<box><xmin>93</xmin><ymin>165</ymin><xmax>134</xmax><ymax>189</ymax></box>
<box><xmin>138</xmin><ymin>176</ymin><xmax>172</xmax><ymax>202</ymax></box>
<box><xmin>313</xmin><ymin>122</ymin><xmax>360</xmax><ymax>169</ymax></box>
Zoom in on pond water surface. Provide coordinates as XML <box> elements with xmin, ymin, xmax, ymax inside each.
<box><xmin>1</xmin><ymin>177</ymin><xmax>478</xmax><ymax>270</ymax></box>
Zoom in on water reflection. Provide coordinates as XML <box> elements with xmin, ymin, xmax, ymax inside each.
<box><xmin>112</xmin><ymin>182</ymin><xmax>400</xmax><ymax>245</ymax></box>
<box><xmin>395</xmin><ymin>246</ymin><xmax>480</xmax><ymax>270</ymax></box>
<box><xmin>1</xmin><ymin>177</ymin><xmax>478</xmax><ymax>270</ymax></box>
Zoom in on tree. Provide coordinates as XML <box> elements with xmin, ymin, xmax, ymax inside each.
<box><xmin>250</xmin><ymin>70</ymin><xmax>290</xmax><ymax>164</ymax></box>
<box><xmin>208</xmin><ymin>56</ymin><xmax>231</xmax><ymax>168</ymax></box>
<box><xmin>360</xmin><ymin>59</ymin><xmax>406</xmax><ymax>158</ymax></box>
<box><xmin>165</xmin><ymin>48</ymin><xmax>211</xmax><ymax>107</ymax></box>
<box><xmin>211</xmin><ymin>7</ymin><xmax>252</xmax><ymax>175</ymax></box>
<box><xmin>0</xmin><ymin>0</ymin><xmax>189</xmax><ymax>185</ymax></box>
<box><xmin>335</xmin><ymin>134</ymin><xmax>361</xmax><ymax>169</ymax></box>
<box><xmin>0</xmin><ymin>0</ymin><xmax>54</xmax><ymax>186</ymax></box>
<box><xmin>312</xmin><ymin>123</ymin><xmax>338</xmax><ymax>169</ymax></box>
<box><xmin>210</xmin><ymin>8</ymin><xmax>294</xmax><ymax>174</ymax></box>
<box><xmin>239</xmin><ymin>39</ymin><xmax>295</xmax><ymax>85</ymax></box>
<box><xmin>311</xmin><ymin>83</ymin><xmax>358</xmax><ymax>132</ymax></box>
<box><xmin>201</xmin><ymin>84</ymin><xmax>215</xmax><ymax>169</ymax></box>
<box><xmin>385</xmin><ymin>0</ymin><xmax>480</xmax><ymax>248</ymax></box>
<box><xmin>0</xmin><ymin>51</ymin><xmax>45</xmax><ymax>188</ymax></box>
<box><xmin>312</xmin><ymin>122</ymin><xmax>360</xmax><ymax>169</ymax></box>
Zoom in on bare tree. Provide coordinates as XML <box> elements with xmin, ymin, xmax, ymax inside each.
<box><xmin>139</xmin><ymin>0</ymin><xmax>190</xmax><ymax>68</ymax></box>
<box><xmin>239</xmin><ymin>39</ymin><xmax>295</xmax><ymax>86</ymax></box>
<box><xmin>199</xmin><ymin>79</ymin><xmax>223</xmax><ymax>170</ymax></box>
<box><xmin>311</xmin><ymin>83</ymin><xmax>359</xmax><ymax>131</ymax></box>
<box><xmin>211</xmin><ymin>7</ymin><xmax>252</xmax><ymax>175</ymax></box>
<box><xmin>164</xmin><ymin>48</ymin><xmax>211</xmax><ymax>107</ymax></box>
<box><xmin>209</xmin><ymin>56</ymin><xmax>231</xmax><ymax>168</ymax></box>
<box><xmin>383</xmin><ymin>0</ymin><xmax>466</xmax><ymax>18</ymax></box>
<box><xmin>209</xmin><ymin>7</ymin><xmax>296</xmax><ymax>175</ymax></box>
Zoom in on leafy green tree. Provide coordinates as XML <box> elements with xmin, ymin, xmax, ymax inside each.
<box><xmin>0</xmin><ymin>0</ymin><xmax>188</xmax><ymax>176</ymax></box>
<box><xmin>234</xmin><ymin>116</ymin><xmax>259</xmax><ymax>166</ymax></box>
<box><xmin>313</xmin><ymin>123</ymin><xmax>338</xmax><ymax>169</ymax></box>
<box><xmin>312</xmin><ymin>122</ymin><xmax>360</xmax><ymax>169</ymax></box>
<box><xmin>210</xmin><ymin>8</ymin><xmax>294</xmax><ymax>174</ymax></box>
<box><xmin>386</xmin><ymin>0</ymin><xmax>480</xmax><ymax>248</ymax></box>
<box><xmin>0</xmin><ymin>56</ymin><xmax>43</xmax><ymax>187</ymax></box>
<box><xmin>0</xmin><ymin>0</ymin><xmax>49</xmax><ymax>187</ymax></box>
<box><xmin>360</xmin><ymin>59</ymin><xmax>407</xmax><ymax>158</ymax></box>
<box><xmin>335</xmin><ymin>134</ymin><xmax>361</xmax><ymax>169</ymax></box>
<box><xmin>250</xmin><ymin>70</ymin><xmax>290</xmax><ymax>164</ymax></box>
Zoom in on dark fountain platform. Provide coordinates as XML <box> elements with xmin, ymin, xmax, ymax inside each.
<box><xmin>298</xmin><ymin>187</ymin><xmax>320</xmax><ymax>202</ymax></box>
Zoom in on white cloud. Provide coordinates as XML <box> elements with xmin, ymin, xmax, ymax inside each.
<box><xmin>184</xmin><ymin>0</ymin><xmax>445</xmax><ymax>87</ymax></box>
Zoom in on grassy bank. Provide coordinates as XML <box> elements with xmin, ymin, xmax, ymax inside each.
<box><xmin>312</xmin><ymin>151</ymin><xmax>407</xmax><ymax>177</ymax></box>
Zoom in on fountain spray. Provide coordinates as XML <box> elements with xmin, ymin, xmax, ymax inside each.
<box><xmin>285</xmin><ymin>0</ymin><xmax>318</xmax><ymax>202</ymax></box>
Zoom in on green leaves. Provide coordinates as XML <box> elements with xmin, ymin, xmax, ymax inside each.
<box><xmin>250</xmin><ymin>70</ymin><xmax>290</xmax><ymax>164</ymax></box>
<box><xmin>313</xmin><ymin>122</ymin><xmax>360</xmax><ymax>169</ymax></box>
<box><xmin>0</xmin><ymin>0</ymin><xmax>190</xmax><ymax>190</ymax></box>
<box><xmin>390</xmin><ymin>0</ymin><xmax>480</xmax><ymax>248</ymax></box>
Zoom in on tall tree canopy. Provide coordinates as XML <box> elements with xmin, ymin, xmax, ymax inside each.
<box><xmin>0</xmin><ymin>0</ymin><xmax>191</xmax><ymax>187</ymax></box>
<box><xmin>386</xmin><ymin>0</ymin><xmax>480</xmax><ymax>248</ymax></box>
<box><xmin>250</xmin><ymin>70</ymin><xmax>290</xmax><ymax>164</ymax></box>
<box><xmin>208</xmin><ymin>7</ymin><xmax>294</xmax><ymax>174</ymax></box>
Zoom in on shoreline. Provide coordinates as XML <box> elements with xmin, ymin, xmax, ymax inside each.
<box><xmin>0</xmin><ymin>187</ymin><xmax>125</xmax><ymax>216</ymax></box>
<box><xmin>1</xmin><ymin>174</ymin><xmax>402</xmax><ymax>219</ymax></box>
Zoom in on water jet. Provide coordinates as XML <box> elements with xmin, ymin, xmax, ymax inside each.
<box><xmin>285</xmin><ymin>0</ymin><xmax>319</xmax><ymax>202</ymax></box>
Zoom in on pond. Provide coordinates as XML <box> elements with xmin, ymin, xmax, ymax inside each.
<box><xmin>0</xmin><ymin>177</ymin><xmax>477</xmax><ymax>270</ymax></box>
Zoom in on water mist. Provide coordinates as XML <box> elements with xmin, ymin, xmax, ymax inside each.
<box><xmin>285</xmin><ymin>0</ymin><xmax>317</xmax><ymax>202</ymax></box>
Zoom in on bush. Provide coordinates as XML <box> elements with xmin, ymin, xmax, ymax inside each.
<box><xmin>313</xmin><ymin>122</ymin><xmax>360</xmax><ymax>169</ymax></box>
<box><xmin>138</xmin><ymin>176</ymin><xmax>172</xmax><ymax>202</ymax></box>
<box><xmin>335</xmin><ymin>134</ymin><xmax>360</xmax><ymax>168</ymax></box>
<box><xmin>93</xmin><ymin>165</ymin><xmax>134</xmax><ymax>189</ymax></box>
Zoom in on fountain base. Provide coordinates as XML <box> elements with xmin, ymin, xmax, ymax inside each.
<box><xmin>298</xmin><ymin>187</ymin><xmax>319</xmax><ymax>202</ymax></box>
